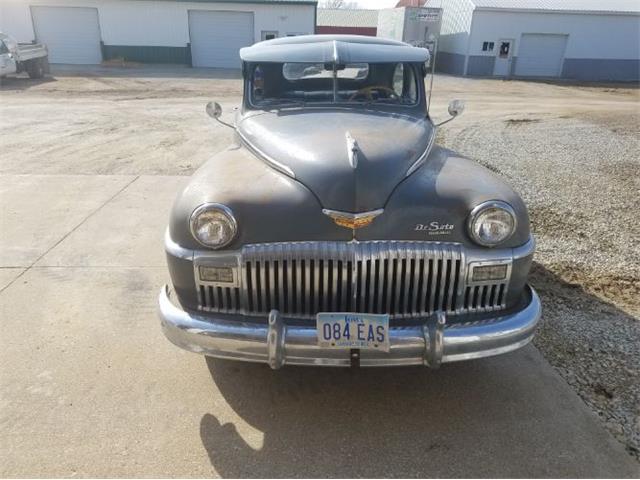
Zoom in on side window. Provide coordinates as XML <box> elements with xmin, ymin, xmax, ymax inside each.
<box><xmin>392</xmin><ymin>63</ymin><xmax>404</xmax><ymax>96</ymax></box>
<box><xmin>252</xmin><ymin>65</ymin><xmax>264</xmax><ymax>101</ymax></box>
<box><xmin>406</xmin><ymin>67</ymin><xmax>417</xmax><ymax>102</ymax></box>
<box><xmin>0</xmin><ymin>41</ymin><xmax>9</xmax><ymax>55</ymax></box>
<box><xmin>392</xmin><ymin>63</ymin><xmax>418</xmax><ymax>104</ymax></box>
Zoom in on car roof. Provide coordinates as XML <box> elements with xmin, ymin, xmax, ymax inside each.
<box><xmin>240</xmin><ymin>34</ymin><xmax>430</xmax><ymax>64</ymax></box>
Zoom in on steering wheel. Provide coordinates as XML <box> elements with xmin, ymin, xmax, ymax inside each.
<box><xmin>349</xmin><ymin>86</ymin><xmax>399</xmax><ymax>102</ymax></box>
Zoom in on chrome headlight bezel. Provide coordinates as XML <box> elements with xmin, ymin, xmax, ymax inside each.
<box><xmin>189</xmin><ymin>203</ymin><xmax>238</xmax><ymax>249</ymax></box>
<box><xmin>467</xmin><ymin>200</ymin><xmax>517</xmax><ymax>247</ymax></box>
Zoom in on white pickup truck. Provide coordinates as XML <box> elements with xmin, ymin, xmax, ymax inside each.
<box><xmin>0</xmin><ymin>32</ymin><xmax>49</xmax><ymax>80</ymax></box>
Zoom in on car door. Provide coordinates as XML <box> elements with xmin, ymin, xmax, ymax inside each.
<box><xmin>0</xmin><ymin>40</ymin><xmax>17</xmax><ymax>76</ymax></box>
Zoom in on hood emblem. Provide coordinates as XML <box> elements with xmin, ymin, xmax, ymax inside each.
<box><xmin>323</xmin><ymin>208</ymin><xmax>383</xmax><ymax>230</ymax></box>
<box><xmin>345</xmin><ymin>132</ymin><xmax>359</xmax><ymax>169</ymax></box>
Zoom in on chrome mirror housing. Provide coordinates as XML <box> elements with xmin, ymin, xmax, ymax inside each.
<box><xmin>448</xmin><ymin>99</ymin><xmax>465</xmax><ymax>117</ymax></box>
<box><xmin>435</xmin><ymin>99</ymin><xmax>466</xmax><ymax>127</ymax></box>
<box><xmin>206</xmin><ymin>101</ymin><xmax>223</xmax><ymax>119</ymax></box>
<box><xmin>206</xmin><ymin>101</ymin><xmax>235</xmax><ymax>129</ymax></box>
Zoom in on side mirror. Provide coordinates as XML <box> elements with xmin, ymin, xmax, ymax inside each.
<box><xmin>448</xmin><ymin>99</ymin><xmax>465</xmax><ymax>117</ymax></box>
<box><xmin>435</xmin><ymin>99</ymin><xmax>466</xmax><ymax>127</ymax></box>
<box><xmin>206</xmin><ymin>101</ymin><xmax>223</xmax><ymax>119</ymax></box>
<box><xmin>205</xmin><ymin>101</ymin><xmax>235</xmax><ymax>129</ymax></box>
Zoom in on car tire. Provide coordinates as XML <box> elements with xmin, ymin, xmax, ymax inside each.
<box><xmin>27</xmin><ymin>59</ymin><xmax>45</xmax><ymax>79</ymax></box>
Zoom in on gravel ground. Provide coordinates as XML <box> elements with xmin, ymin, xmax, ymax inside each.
<box><xmin>437</xmin><ymin>82</ymin><xmax>640</xmax><ymax>458</ymax></box>
<box><xmin>1</xmin><ymin>67</ymin><xmax>638</xmax><ymax>462</ymax></box>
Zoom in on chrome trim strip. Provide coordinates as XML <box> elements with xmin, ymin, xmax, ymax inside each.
<box><xmin>159</xmin><ymin>284</ymin><xmax>541</xmax><ymax>367</ymax></box>
<box><xmin>236</xmin><ymin>129</ymin><xmax>296</xmax><ymax>178</ymax></box>
<box><xmin>405</xmin><ymin>129</ymin><xmax>436</xmax><ymax>177</ymax></box>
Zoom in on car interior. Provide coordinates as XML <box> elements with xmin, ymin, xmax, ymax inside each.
<box><xmin>249</xmin><ymin>62</ymin><xmax>420</xmax><ymax>106</ymax></box>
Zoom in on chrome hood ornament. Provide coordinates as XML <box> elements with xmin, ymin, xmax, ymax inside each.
<box><xmin>345</xmin><ymin>131</ymin><xmax>359</xmax><ymax>169</ymax></box>
<box><xmin>322</xmin><ymin>208</ymin><xmax>383</xmax><ymax>230</ymax></box>
<box><xmin>237</xmin><ymin>111</ymin><xmax>433</xmax><ymax>212</ymax></box>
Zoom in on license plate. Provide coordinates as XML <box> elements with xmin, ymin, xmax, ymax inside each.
<box><xmin>316</xmin><ymin>312</ymin><xmax>390</xmax><ymax>351</ymax></box>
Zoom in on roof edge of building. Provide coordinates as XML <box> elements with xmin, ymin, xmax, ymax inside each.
<box><xmin>473</xmin><ymin>6</ymin><xmax>640</xmax><ymax>16</ymax></box>
<box><xmin>137</xmin><ymin>0</ymin><xmax>318</xmax><ymax>4</ymax></box>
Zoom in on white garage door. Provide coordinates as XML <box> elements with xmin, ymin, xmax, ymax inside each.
<box><xmin>31</xmin><ymin>6</ymin><xmax>102</xmax><ymax>64</ymax></box>
<box><xmin>189</xmin><ymin>10</ymin><xmax>254</xmax><ymax>68</ymax></box>
<box><xmin>515</xmin><ymin>34</ymin><xmax>568</xmax><ymax>77</ymax></box>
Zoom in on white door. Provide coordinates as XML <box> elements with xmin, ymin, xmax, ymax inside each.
<box><xmin>493</xmin><ymin>39</ymin><xmax>514</xmax><ymax>76</ymax></box>
<box><xmin>31</xmin><ymin>6</ymin><xmax>102</xmax><ymax>64</ymax></box>
<box><xmin>189</xmin><ymin>10</ymin><xmax>254</xmax><ymax>68</ymax></box>
<box><xmin>515</xmin><ymin>33</ymin><xmax>568</xmax><ymax>77</ymax></box>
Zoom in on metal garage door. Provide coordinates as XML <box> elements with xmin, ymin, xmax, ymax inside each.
<box><xmin>189</xmin><ymin>10</ymin><xmax>254</xmax><ymax>68</ymax></box>
<box><xmin>31</xmin><ymin>6</ymin><xmax>102</xmax><ymax>64</ymax></box>
<box><xmin>515</xmin><ymin>34</ymin><xmax>568</xmax><ymax>77</ymax></box>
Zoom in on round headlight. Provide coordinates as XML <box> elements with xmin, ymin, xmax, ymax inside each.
<box><xmin>190</xmin><ymin>203</ymin><xmax>237</xmax><ymax>249</ymax></box>
<box><xmin>468</xmin><ymin>201</ymin><xmax>516</xmax><ymax>247</ymax></box>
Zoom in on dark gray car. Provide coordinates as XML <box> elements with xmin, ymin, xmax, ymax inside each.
<box><xmin>158</xmin><ymin>35</ymin><xmax>541</xmax><ymax>369</ymax></box>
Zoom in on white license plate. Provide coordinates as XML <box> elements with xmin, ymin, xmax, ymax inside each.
<box><xmin>316</xmin><ymin>312</ymin><xmax>390</xmax><ymax>352</ymax></box>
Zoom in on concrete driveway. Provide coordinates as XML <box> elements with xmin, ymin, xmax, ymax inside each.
<box><xmin>1</xmin><ymin>67</ymin><xmax>638</xmax><ymax>477</ymax></box>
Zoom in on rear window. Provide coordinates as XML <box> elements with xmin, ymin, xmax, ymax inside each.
<box><xmin>282</xmin><ymin>63</ymin><xmax>369</xmax><ymax>81</ymax></box>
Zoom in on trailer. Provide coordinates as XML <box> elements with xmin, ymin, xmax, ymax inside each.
<box><xmin>0</xmin><ymin>32</ymin><xmax>50</xmax><ymax>80</ymax></box>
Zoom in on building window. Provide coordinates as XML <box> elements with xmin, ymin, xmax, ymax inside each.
<box><xmin>499</xmin><ymin>41</ymin><xmax>510</xmax><ymax>58</ymax></box>
<box><xmin>482</xmin><ymin>41</ymin><xmax>495</xmax><ymax>52</ymax></box>
<box><xmin>261</xmin><ymin>31</ymin><xmax>278</xmax><ymax>41</ymax></box>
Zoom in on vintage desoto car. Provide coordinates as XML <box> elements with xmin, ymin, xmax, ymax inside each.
<box><xmin>158</xmin><ymin>35</ymin><xmax>541</xmax><ymax>369</ymax></box>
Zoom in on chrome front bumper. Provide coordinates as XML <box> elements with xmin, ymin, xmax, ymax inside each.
<box><xmin>158</xmin><ymin>285</ymin><xmax>541</xmax><ymax>368</ymax></box>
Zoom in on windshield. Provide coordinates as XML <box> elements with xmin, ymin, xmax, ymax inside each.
<box><xmin>248</xmin><ymin>62</ymin><xmax>421</xmax><ymax>108</ymax></box>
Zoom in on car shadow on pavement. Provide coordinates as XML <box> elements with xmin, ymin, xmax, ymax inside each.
<box><xmin>199</xmin><ymin>264</ymin><xmax>638</xmax><ymax>478</ymax></box>
<box><xmin>201</xmin><ymin>356</ymin><xmax>509</xmax><ymax>478</ymax></box>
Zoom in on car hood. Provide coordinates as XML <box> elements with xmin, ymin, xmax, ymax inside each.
<box><xmin>237</xmin><ymin>109</ymin><xmax>433</xmax><ymax>212</ymax></box>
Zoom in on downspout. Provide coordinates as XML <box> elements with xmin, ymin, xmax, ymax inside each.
<box><xmin>463</xmin><ymin>0</ymin><xmax>476</xmax><ymax>76</ymax></box>
<box><xmin>313</xmin><ymin>2</ymin><xmax>318</xmax><ymax>34</ymax></box>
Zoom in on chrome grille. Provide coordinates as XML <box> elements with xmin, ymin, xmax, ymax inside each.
<box><xmin>464</xmin><ymin>284</ymin><xmax>506</xmax><ymax>312</ymax></box>
<box><xmin>196</xmin><ymin>241</ymin><xmax>509</xmax><ymax>319</ymax></box>
<box><xmin>198</xmin><ymin>284</ymin><xmax>242</xmax><ymax>314</ymax></box>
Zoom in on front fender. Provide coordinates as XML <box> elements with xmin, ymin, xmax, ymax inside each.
<box><xmin>168</xmin><ymin>144</ymin><xmax>351</xmax><ymax>251</ymax></box>
<box><xmin>356</xmin><ymin>146</ymin><xmax>531</xmax><ymax>249</ymax></box>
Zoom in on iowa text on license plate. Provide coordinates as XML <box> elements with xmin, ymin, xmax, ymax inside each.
<box><xmin>316</xmin><ymin>313</ymin><xmax>390</xmax><ymax>351</ymax></box>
